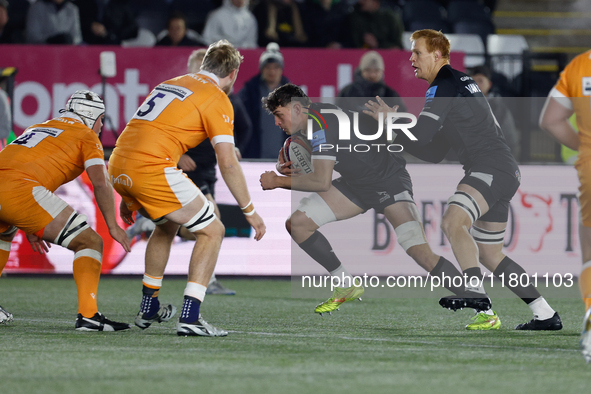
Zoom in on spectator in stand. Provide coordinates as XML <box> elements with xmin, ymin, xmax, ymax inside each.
<box><xmin>303</xmin><ymin>0</ymin><xmax>351</xmax><ymax>49</ymax></box>
<box><xmin>337</xmin><ymin>51</ymin><xmax>406</xmax><ymax>113</ymax></box>
<box><xmin>253</xmin><ymin>0</ymin><xmax>307</xmax><ymax>47</ymax></box>
<box><xmin>26</xmin><ymin>0</ymin><xmax>82</xmax><ymax>44</ymax></box>
<box><xmin>74</xmin><ymin>0</ymin><xmax>138</xmax><ymax>45</ymax></box>
<box><xmin>203</xmin><ymin>0</ymin><xmax>257</xmax><ymax>49</ymax></box>
<box><xmin>156</xmin><ymin>12</ymin><xmax>204</xmax><ymax>47</ymax></box>
<box><xmin>239</xmin><ymin>43</ymin><xmax>291</xmax><ymax>158</ymax></box>
<box><xmin>0</xmin><ymin>0</ymin><xmax>21</xmax><ymax>44</ymax></box>
<box><xmin>467</xmin><ymin>66</ymin><xmax>520</xmax><ymax>160</ymax></box>
<box><xmin>347</xmin><ymin>0</ymin><xmax>403</xmax><ymax>49</ymax></box>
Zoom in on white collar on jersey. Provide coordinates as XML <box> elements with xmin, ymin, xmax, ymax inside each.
<box><xmin>197</xmin><ymin>70</ymin><xmax>220</xmax><ymax>86</ymax></box>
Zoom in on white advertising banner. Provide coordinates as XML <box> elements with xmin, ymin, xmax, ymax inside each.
<box><xmin>5</xmin><ymin>162</ymin><xmax>582</xmax><ymax>278</ymax></box>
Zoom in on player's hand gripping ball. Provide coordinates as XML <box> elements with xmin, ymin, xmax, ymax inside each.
<box><xmin>281</xmin><ymin>135</ymin><xmax>314</xmax><ymax>174</ymax></box>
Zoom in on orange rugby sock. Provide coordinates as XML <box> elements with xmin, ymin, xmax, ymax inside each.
<box><xmin>580</xmin><ymin>261</ymin><xmax>591</xmax><ymax>311</ymax></box>
<box><xmin>72</xmin><ymin>250</ymin><xmax>102</xmax><ymax>318</ymax></box>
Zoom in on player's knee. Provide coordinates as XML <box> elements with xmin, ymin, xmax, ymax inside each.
<box><xmin>0</xmin><ymin>226</ymin><xmax>18</xmax><ymax>242</ymax></box>
<box><xmin>182</xmin><ymin>200</ymin><xmax>217</xmax><ymax>234</ymax></box>
<box><xmin>285</xmin><ymin>218</ymin><xmax>292</xmax><ymax>234</ymax></box>
<box><xmin>289</xmin><ymin>211</ymin><xmax>314</xmax><ymax>234</ymax></box>
<box><xmin>395</xmin><ymin>221</ymin><xmax>427</xmax><ymax>253</ymax></box>
<box><xmin>196</xmin><ymin>217</ymin><xmax>224</xmax><ymax>241</ymax></box>
<box><xmin>211</xmin><ymin>219</ymin><xmax>225</xmax><ymax>240</ymax></box>
<box><xmin>440</xmin><ymin>215</ymin><xmax>465</xmax><ymax>237</ymax></box>
<box><xmin>71</xmin><ymin>229</ymin><xmax>103</xmax><ymax>253</ymax></box>
<box><xmin>54</xmin><ymin>212</ymin><xmax>92</xmax><ymax>249</ymax></box>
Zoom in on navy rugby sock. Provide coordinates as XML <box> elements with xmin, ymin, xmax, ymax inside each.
<box><xmin>180</xmin><ymin>296</ymin><xmax>201</xmax><ymax>323</ymax></box>
<box><xmin>493</xmin><ymin>256</ymin><xmax>541</xmax><ymax>304</ymax></box>
<box><xmin>429</xmin><ymin>257</ymin><xmax>465</xmax><ymax>295</ymax></box>
<box><xmin>297</xmin><ymin>230</ymin><xmax>343</xmax><ymax>273</ymax></box>
<box><xmin>140</xmin><ymin>286</ymin><xmax>160</xmax><ymax>317</ymax></box>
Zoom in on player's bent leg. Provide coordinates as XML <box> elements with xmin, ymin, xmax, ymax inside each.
<box><xmin>0</xmin><ymin>225</ymin><xmax>18</xmax><ymax>275</ymax></box>
<box><xmin>475</xmin><ymin>221</ymin><xmax>561</xmax><ymax>331</ymax></box>
<box><xmin>293</xmin><ymin>189</ymin><xmax>365</xmax><ymax>315</ymax></box>
<box><xmin>133</xmin><ymin>218</ymin><xmax>179</xmax><ymax>329</ymax></box>
<box><xmin>43</xmin><ymin>207</ymin><xmax>130</xmax><ymax>331</ymax></box>
<box><xmin>578</xmin><ymin>225</ymin><xmax>591</xmax><ymax>311</ymax></box>
<box><xmin>164</xmin><ymin>197</ymin><xmax>226</xmax><ymax>336</ymax></box>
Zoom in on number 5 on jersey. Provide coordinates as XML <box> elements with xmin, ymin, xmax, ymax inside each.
<box><xmin>133</xmin><ymin>84</ymin><xmax>194</xmax><ymax>122</ymax></box>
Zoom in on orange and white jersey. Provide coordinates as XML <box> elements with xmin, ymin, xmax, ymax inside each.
<box><xmin>0</xmin><ymin>113</ymin><xmax>105</xmax><ymax>192</ymax></box>
<box><xmin>550</xmin><ymin>50</ymin><xmax>591</xmax><ymax>157</ymax></box>
<box><xmin>112</xmin><ymin>70</ymin><xmax>235</xmax><ymax>164</ymax></box>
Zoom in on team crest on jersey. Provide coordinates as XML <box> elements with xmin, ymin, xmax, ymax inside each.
<box><xmin>515</xmin><ymin>170</ymin><xmax>521</xmax><ymax>183</ymax></box>
<box><xmin>377</xmin><ymin>191</ymin><xmax>391</xmax><ymax>203</ymax></box>
<box><xmin>425</xmin><ymin>86</ymin><xmax>437</xmax><ymax>105</ymax></box>
<box><xmin>310</xmin><ymin>129</ymin><xmax>327</xmax><ymax>152</ymax></box>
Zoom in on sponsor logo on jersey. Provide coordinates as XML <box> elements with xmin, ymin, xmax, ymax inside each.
<box><xmin>222</xmin><ymin>114</ymin><xmax>233</xmax><ymax>124</ymax></box>
<box><xmin>583</xmin><ymin>77</ymin><xmax>591</xmax><ymax>96</ymax></box>
<box><xmin>465</xmin><ymin>83</ymin><xmax>481</xmax><ymax>94</ymax></box>
<box><xmin>112</xmin><ymin>174</ymin><xmax>133</xmax><ymax>188</ymax></box>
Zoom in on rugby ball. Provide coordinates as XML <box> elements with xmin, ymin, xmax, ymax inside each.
<box><xmin>282</xmin><ymin>135</ymin><xmax>314</xmax><ymax>174</ymax></box>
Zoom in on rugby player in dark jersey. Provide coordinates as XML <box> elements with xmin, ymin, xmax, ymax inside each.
<box><xmin>259</xmin><ymin>83</ymin><xmax>469</xmax><ymax>319</ymax></box>
<box><xmin>364</xmin><ymin>29</ymin><xmax>562</xmax><ymax>330</ymax></box>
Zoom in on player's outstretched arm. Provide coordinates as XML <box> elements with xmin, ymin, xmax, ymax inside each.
<box><xmin>86</xmin><ymin>165</ymin><xmax>131</xmax><ymax>252</ymax></box>
<box><xmin>215</xmin><ymin>142</ymin><xmax>266</xmax><ymax>241</ymax></box>
<box><xmin>540</xmin><ymin>96</ymin><xmax>580</xmax><ymax>151</ymax></box>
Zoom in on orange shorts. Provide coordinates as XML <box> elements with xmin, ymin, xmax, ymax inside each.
<box><xmin>0</xmin><ymin>170</ymin><xmax>68</xmax><ymax>234</ymax></box>
<box><xmin>577</xmin><ymin>157</ymin><xmax>591</xmax><ymax>227</ymax></box>
<box><xmin>108</xmin><ymin>155</ymin><xmax>201</xmax><ymax>219</ymax></box>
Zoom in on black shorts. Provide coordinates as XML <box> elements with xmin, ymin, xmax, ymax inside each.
<box><xmin>186</xmin><ymin>168</ymin><xmax>217</xmax><ymax>198</ymax></box>
<box><xmin>332</xmin><ymin>168</ymin><xmax>414</xmax><ymax>214</ymax></box>
<box><xmin>459</xmin><ymin>165</ymin><xmax>521</xmax><ymax>223</ymax></box>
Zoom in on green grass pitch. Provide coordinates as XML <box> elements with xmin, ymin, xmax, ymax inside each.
<box><xmin>0</xmin><ymin>276</ymin><xmax>588</xmax><ymax>394</ymax></box>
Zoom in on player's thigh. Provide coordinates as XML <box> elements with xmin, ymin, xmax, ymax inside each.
<box><xmin>290</xmin><ymin>185</ymin><xmax>363</xmax><ymax>235</ymax></box>
<box><xmin>0</xmin><ymin>180</ymin><xmax>68</xmax><ymax>236</ymax></box>
<box><xmin>443</xmin><ymin>184</ymin><xmax>490</xmax><ymax>228</ymax></box>
<box><xmin>382</xmin><ymin>201</ymin><xmax>421</xmax><ymax>228</ymax></box>
<box><xmin>318</xmin><ymin>185</ymin><xmax>365</xmax><ymax>220</ymax></box>
<box><xmin>166</xmin><ymin>193</ymin><xmax>224</xmax><ymax>239</ymax></box>
<box><xmin>43</xmin><ymin>205</ymin><xmax>102</xmax><ymax>251</ymax></box>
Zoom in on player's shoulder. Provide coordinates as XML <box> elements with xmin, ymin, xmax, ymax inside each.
<box><xmin>428</xmin><ymin>65</ymin><xmax>458</xmax><ymax>95</ymax></box>
<box><xmin>566</xmin><ymin>50</ymin><xmax>591</xmax><ymax>75</ymax></box>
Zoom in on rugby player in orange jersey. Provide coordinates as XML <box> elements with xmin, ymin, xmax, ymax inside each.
<box><xmin>540</xmin><ymin>49</ymin><xmax>591</xmax><ymax>361</ymax></box>
<box><xmin>109</xmin><ymin>40</ymin><xmax>266</xmax><ymax>337</ymax></box>
<box><xmin>0</xmin><ymin>90</ymin><xmax>131</xmax><ymax>331</ymax></box>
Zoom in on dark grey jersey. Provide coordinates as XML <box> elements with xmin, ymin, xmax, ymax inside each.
<box><xmin>403</xmin><ymin>65</ymin><xmax>517</xmax><ymax>174</ymax></box>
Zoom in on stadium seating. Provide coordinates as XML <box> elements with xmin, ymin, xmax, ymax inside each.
<box><xmin>487</xmin><ymin>34</ymin><xmax>529</xmax><ymax>79</ymax></box>
<box><xmin>446</xmin><ymin>0</ymin><xmax>495</xmax><ymax>45</ymax></box>
<box><xmin>129</xmin><ymin>0</ymin><xmax>170</xmax><ymax>36</ymax></box>
<box><xmin>121</xmin><ymin>28</ymin><xmax>157</xmax><ymax>48</ymax></box>
<box><xmin>445</xmin><ymin>33</ymin><xmax>486</xmax><ymax>67</ymax></box>
<box><xmin>402</xmin><ymin>0</ymin><xmax>450</xmax><ymax>33</ymax></box>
